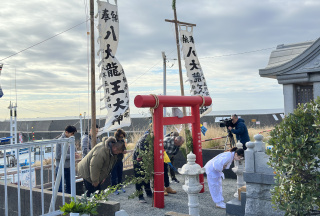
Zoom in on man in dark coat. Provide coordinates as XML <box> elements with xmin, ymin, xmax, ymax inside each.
<box><xmin>163</xmin><ymin>134</ymin><xmax>184</xmax><ymax>195</ymax></box>
<box><xmin>111</xmin><ymin>128</ymin><xmax>127</xmax><ymax>194</ymax></box>
<box><xmin>228</xmin><ymin>114</ymin><xmax>250</xmax><ymax>150</ymax></box>
<box><xmin>55</xmin><ymin>125</ymin><xmax>77</xmax><ymax>194</ymax></box>
<box><xmin>133</xmin><ymin>132</ymin><xmax>153</xmax><ymax>203</ymax></box>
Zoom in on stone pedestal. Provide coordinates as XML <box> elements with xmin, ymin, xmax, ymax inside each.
<box><xmin>243</xmin><ymin>134</ymin><xmax>284</xmax><ymax>216</ymax></box>
<box><xmin>178</xmin><ymin>152</ymin><xmax>205</xmax><ymax>216</ymax></box>
<box><xmin>232</xmin><ymin>141</ymin><xmax>245</xmax><ymax>198</ymax></box>
<box><xmin>227</xmin><ymin>134</ymin><xmax>285</xmax><ymax>216</ymax></box>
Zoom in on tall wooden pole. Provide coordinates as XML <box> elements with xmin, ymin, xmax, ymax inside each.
<box><xmin>165</xmin><ymin>1</ymin><xmax>196</xmax><ymax>116</ymax></box>
<box><xmin>162</xmin><ymin>52</ymin><xmax>167</xmax><ymax>135</ymax></box>
<box><xmin>90</xmin><ymin>0</ymin><xmax>97</xmax><ymax>147</ymax></box>
<box><xmin>172</xmin><ymin>5</ymin><xmax>186</xmax><ymax>116</ymax></box>
<box><xmin>165</xmin><ymin>1</ymin><xmax>196</xmax><ymax>152</ymax></box>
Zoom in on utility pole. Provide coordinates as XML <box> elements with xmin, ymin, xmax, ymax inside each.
<box><xmin>165</xmin><ymin>0</ymin><xmax>196</xmax><ymax>117</ymax></box>
<box><xmin>162</xmin><ymin>52</ymin><xmax>167</xmax><ymax>135</ymax></box>
<box><xmin>90</xmin><ymin>0</ymin><xmax>97</xmax><ymax>147</ymax></box>
<box><xmin>8</xmin><ymin>101</ymin><xmax>17</xmax><ymax>157</ymax></box>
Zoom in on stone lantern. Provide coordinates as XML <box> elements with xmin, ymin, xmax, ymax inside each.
<box><xmin>178</xmin><ymin>152</ymin><xmax>205</xmax><ymax>216</ymax></box>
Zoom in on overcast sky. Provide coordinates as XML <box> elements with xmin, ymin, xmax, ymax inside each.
<box><xmin>1</xmin><ymin>0</ymin><xmax>319</xmax><ymax>121</ymax></box>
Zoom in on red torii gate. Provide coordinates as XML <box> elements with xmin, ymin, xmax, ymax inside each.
<box><xmin>134</xmin><ymin>95</ymin><xmax>212</xmax><ymax>208</ymax></box>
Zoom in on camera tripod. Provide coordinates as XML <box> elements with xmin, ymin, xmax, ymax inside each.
<box><xmin>224</xmin><ymin>129</ymin><xmax>236</xmax><ymax>150</ymax></box>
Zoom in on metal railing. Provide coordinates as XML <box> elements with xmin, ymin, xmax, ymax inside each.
<box><xmin>123</xmin><ymin>150</ymin><xmax>134</xmax><ymax>169</ymax></box>
<box><xmin>0</xmin><ymin>137</ymin><xmax>76</xmax><ymax>216</ymax></box>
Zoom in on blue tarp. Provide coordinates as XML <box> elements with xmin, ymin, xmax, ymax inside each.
<box><xmin>0</xmin><ymin>136</ymin><xmax>12</xmax><ymax>143</ymax></box>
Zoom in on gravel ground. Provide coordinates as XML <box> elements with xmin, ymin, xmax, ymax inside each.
<box><xmin>108</xmin><ymin>174</ymin><xmax>237</xmax><ymax>216</ymax></box>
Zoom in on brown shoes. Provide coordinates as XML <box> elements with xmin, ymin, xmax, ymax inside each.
<box><xmin>164</xmin><ymin>190</ymin><xmax>168</xmax><ymax>196</ymax></box>
<box><xmin>165</xmin><ymin>187</ymin><xmax>177</xmax><ymax>194</ymax></box>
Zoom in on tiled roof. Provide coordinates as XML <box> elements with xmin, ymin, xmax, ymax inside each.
<box><xmin>265</xmin><ymin>41</ymin><xmax>314</xmax><ymax>69</ymax></box>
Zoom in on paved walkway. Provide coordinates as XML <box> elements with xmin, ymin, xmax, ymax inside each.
<box><xmin>108</xmin><ymin>174</ymin><xmax>237</xmax><ymax>216</ymax></box>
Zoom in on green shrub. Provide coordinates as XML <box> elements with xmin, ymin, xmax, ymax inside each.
<box><xmin>125</xmin><ymin>131</ymin><xmax>154</xmax><ymax>199</ymax></box>
<box><xmin>267</xmin><ymin>97</ymin><xmax>320</xmax><ymax>216</ymax></box>
<box><xmin>180</xmin><ymin>128</ymin><xmax>193</xmax><ymax>158</ymax></box>
<box><xmin>60</xmin><ymin>196</ymin><xmax>98</xmax><ymax>215</ymax></box>
<box><xmin>60</xmin><ymin>185</ymin><xmax>120</xmax><ymax>215</ymax></box>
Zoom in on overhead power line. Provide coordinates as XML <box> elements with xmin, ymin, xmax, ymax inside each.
<box><xmin>128</xmin><ymin>49</ymin><xmax>177</xmax><ymax>86</ymax></box>
<box><xmin>198</xmin><ymin>47</ymin><xmax>276</xmax><ymax>59</ymax></box>
<box><xmin>128</xmin><ymin>46</ymin><xmax>278</xmax><ymax>86</ymax></box>
<box><xmin>0</xmin><ymin>19</ymin><xmax>89</xmax><ymax>62</ymax></box>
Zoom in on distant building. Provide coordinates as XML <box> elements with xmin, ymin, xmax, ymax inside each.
<box><xmin>0</xmin><ymin>109</ymin><xmax>284</xmax><ymax>143</ymax></box>
<box><xmin>260</xmin><ymin>39</ymin><xmax>320</xmax><ymax>115</ymax></box>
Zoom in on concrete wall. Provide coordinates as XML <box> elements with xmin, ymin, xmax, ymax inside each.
<box><xmin>0</xmin><ymin>113</ymin><xmax>282</xmax><ymax>145</ymax></box>
<box><xmin>0</xmin><ymin>182</ymin><xmax>120</xmax><ymax>216</ymax></box>
<box><xmin>201</xmin><ymin>113</ymin><xmax>283</xmax><ymax>128</ymax></box>
<box><xmin>0</xmin><ymin>117</ymin><xmax>150</xmax><ymax>145</ymax></box>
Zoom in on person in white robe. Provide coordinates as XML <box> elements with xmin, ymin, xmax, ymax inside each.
<box><xmin>204</xmin><ymin>147</ymin><xmax>244</xmax><ymax>209</ymax></box>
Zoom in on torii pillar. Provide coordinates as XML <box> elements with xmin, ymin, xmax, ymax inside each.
<box><xmin>134</xmin><ymin>95</ymin><xmax>212</xmax><ymax>208</ymax></box>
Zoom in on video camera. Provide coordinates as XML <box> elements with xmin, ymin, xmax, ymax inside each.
<box><xmin>219</xmin><ymin>118</ymin><xmax>234</xmax><ymax>128</ymax></box>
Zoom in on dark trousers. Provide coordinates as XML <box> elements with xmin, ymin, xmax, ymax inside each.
<box><xmin>83</xmin><ymin>179</ymin><xmax>101</xmax><ymax>197</ymax></box>
<box><xmin>164</xmin><ymin>162</ymin><xmax>170</xmax><ymax>188</ymax></box>
<box><xmin>111</xmin><ymin>160</ymin><xmax>123</xmax><ymax>186</ymax></box>
<box><xmin>55</xmin><ymin>166</ymin><xmax>71</xmax><ymax>194</ymax></box>
<box><xmin>238</xmin><ymin>140</ymin><xmax>248</xmax><ymax>150</ymax></box>
<box><xmin>134</xmin><ymin>162</ymin><xmax>152</xmax><ymax>198</ymax></box>
<box><xmin>242</xmin><ymin>142</ymin><xmax>248</xmax><ymax>150</ymax></box>
<box><xmin>169</xmin><ymin>156</ymin><xmax>177</xmax><ymax>180</ymax></box>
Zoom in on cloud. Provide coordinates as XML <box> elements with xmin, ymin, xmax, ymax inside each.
<box><xmin>1</xmin><ymin>0</ymin><xmax>319</xmax><ymax>120</ymax></box>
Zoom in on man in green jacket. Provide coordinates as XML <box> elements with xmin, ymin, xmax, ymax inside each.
<box><xmin>77</xmin><ymin>136</ymin><xmax>125</xmax><ymax>197</ymax></box>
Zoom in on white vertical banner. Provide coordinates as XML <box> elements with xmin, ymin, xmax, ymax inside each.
<box><xmin>97</xmin><ymin>1</ymin><xmax>119</xmax><ymax>56</ymax></box>
<box><xmin>179</xmin><ymin>26</ymin><xmax>212</xmax><ymax>117</ymax></box>
<box><xmin>97</xmin><ymin>1</ymin><xmax>131</xmax><ymax>134</ymax></box>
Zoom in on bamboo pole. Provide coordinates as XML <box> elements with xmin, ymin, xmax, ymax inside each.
<box><xmin>90</xmin><ymin>0</ymin><xmax>97</xmax><ymax>147</ymax></box>
<box><xmin>162</xmin><ymin>52</ymin><xmax>167</xmax><ymax>135</ymax></box>
<box><xmin>173</xmin><ymin>6</ymin><xmax>186</xmax><ymax>117</ymax></box>
<box><xmin>165</xmin><ymin>0</ymin><xmax>196</xmax><ymax>152</ymax></box>
<box><xmin>165</xmin><ymin>1</ymin><xmax>196</xmax><ymax>117</ymax></box>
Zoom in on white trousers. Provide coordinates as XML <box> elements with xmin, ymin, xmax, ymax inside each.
<box><xmin>207</xmin><ymin>173</ymin><xmax>223</xmax><ymax>204</ymax></box>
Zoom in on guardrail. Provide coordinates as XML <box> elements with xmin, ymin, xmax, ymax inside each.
<box><xmin>123</xmin><ymin>150</ymin><xmax>134</xmax><ymax>170</ymax></box>
<box><xmin>0</xmin><ymin>137</ymin><xmax>76</xmax><ymax>216</ymax></box>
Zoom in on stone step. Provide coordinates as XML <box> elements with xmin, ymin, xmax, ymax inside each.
<box><xmin>165</xmin><ymin>211</ymin><xmax>191</xmax><ymax>216</ymax></box>
<box><xmin>226</xmin><ymin>192</ymin><xmax>246</xmax><ymax>216</ymax></box>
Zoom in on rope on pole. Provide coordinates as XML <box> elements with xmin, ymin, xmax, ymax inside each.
<box><xmin>150</xmin><ymin>94</ymin><xmax>160</xmax><ymax>109</ymax></box>
<box><xmin>201</xmin><ymin>129</ymin><xmax>273</xmax><ymax>142</ymax></box>
<box><xmin>258</xmin><ymin>129</ymin><xmax>273</xmax><ymax>134</ymax></box>
<box><xmin>199</xmin><ymin>95</ymin><xmax>205</xmax><ymax>107</ymax></box>
<box><xmin>201</xmin><ymin>136</ymin><xmax>227</xmax><ymax>142</ymax></box>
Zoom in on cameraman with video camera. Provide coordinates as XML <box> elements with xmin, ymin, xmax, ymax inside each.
<box><xmin>228</xmin><ymin>114</ymin><xmax>250</xmax><ymax>150</ymax></box>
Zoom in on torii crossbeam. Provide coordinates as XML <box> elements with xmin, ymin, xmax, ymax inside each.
<box><xmin>134</xmin><ymin>95</ymin><xmax>212</xmax><ymax>208</ymax></box>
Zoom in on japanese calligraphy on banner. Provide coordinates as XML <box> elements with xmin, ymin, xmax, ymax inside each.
<box><xmin>97</xmin><ymin>1</ymin><xmax>130</xmax><ymax>134</ymax></box>
<box><xmin>179</xmin><ymin>26</ymin><xmax>212</xmax><ymax>117</ymax></box>
<box><xmin>98</xmin><ymin>1</ymin><xmax>119</xmax><ymax>56</ymax></box>
<box><xmin>0</xmin><ymin>64</ymin><xmax>3</xmax><ymax>98</ymax></box>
